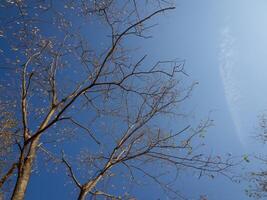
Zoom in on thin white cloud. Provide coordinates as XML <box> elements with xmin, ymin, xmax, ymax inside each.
<box><xmin>219</xmin><ymin>26</ymin><xmax>244</xmax><ymax>144</ymax></box>
<box><xmin>219</xmin><ymin>27</ymin><xmax>239</xmax><ymax>105</ymax></box>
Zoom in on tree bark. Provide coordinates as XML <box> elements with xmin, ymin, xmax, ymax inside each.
<box><xmin>11</xmin><ymin>108</ymin><xmax>55</xmax><ymax>200</ymax></box>
<box><xmin>77</xmin><ymin>189</ymin><xmax>89</xmax><ymax>200</ymax></box>
<box><xmin>77</xmin><ymin>166</ymin><xmax>109</xmax><ymax>200</ymax></box>
<box><xmin>0</xmin><ymin>163</ymin><xmax>17</xmax><ymax>188</ymax></box>
<box><xmin>11</xmin><ymin>137</ymin><xmax>40</xmax><ymax>200</ymax></box>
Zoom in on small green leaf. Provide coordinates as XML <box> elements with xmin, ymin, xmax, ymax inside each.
<box><xmin>243</xmin><ymin>155</ymin><xmax>250</xmax><ymax>163</ymax></box>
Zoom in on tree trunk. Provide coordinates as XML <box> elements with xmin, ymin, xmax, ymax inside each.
<box><xmin>11</xmin><ymin>108</ymin><xmax>55</xmax><ymax>200</ymax></box>
<box><xmin>11</xmin><ymin>137</ymin><xmax>40</xmax><ymax>200</ymax></box>
<box><xmin>77</xmin><ymin>171</ymin><xmax>107</xmax><ymax>200</ymax></box>
<box><xmin>77</xmin><ymin>189</ymin><xmax>89</xmax><ymax>200</ymax></box>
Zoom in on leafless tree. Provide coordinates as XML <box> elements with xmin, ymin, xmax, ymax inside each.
<box><xmin>0</xmin><ymin>0</ymin><xmax>235</xmax><ymax>199</ymax></box>
<box><xmin>0</xmin><ymin>99</ymin><xmax>18</xmax><ymax>198</ymax></box>
<box><xmin>246</xmin><ymin>114</ymin><xmax>267</xmax><ymax>199</ymax></box>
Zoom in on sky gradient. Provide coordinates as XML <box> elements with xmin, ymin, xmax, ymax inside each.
<box><xmin>2</xmin><ymin>0</ymin><xmax>267</xmax><ymax>199</ymax></box>
<box><xmin>26</xmin><ymin>0</ymin><xmax>265</xmax><ymax>199</ymax></box>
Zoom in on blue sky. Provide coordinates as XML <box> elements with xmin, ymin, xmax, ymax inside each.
<box><xmin>144</xmin><ymin>0</ymin><xmax>267</xmax><ymax>148</ymax></box>
<box><xmin>2</xmin><ymin>0</ymin><xmax>267</xmax><ymax>199</ymax></box>
<box><xmin>121</xmin><ymin>0</ymin><xmax>267</xmax><ymax>199</ymax></box>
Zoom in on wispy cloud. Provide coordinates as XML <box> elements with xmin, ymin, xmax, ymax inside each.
<box><xmin>219</xmin><ymin>27</ymin><xmax>239</xmax><ymax>105</ymax></box>
<box><xmin>219</xmin><ymin>26</ymin><xmax>244</xmax><ymax>144</ymax></box>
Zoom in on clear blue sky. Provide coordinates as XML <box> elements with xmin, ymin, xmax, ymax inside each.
<box><xmin>143</xmin><ymin>0</ymin><xmax>267</xmax><ymax>199</ymax></box>
<box><xmin>2</xmin><ymin>0</ymin><xmax>267</xmax><ymax>199</ymax></box>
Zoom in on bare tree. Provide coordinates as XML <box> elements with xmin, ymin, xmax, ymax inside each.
<box><xmin>0</xmin><ymin>0</ymin><xmax>235</xmax><ymax>199</ymax></box>
<box><xmin>246</xmin><ymin>114</ymin><xmax>267</xmax><ymax>199</ymax></box>
<box><xmin>0</xmin><ymin>99</ymin><xmax>18</xmax><ymax>198</ymax></box>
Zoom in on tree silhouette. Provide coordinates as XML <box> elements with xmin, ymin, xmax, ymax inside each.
<box><xmin>0</xmin><ymin>1</ymin><xmax>234</xmax><ymax>199</ymax></box>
